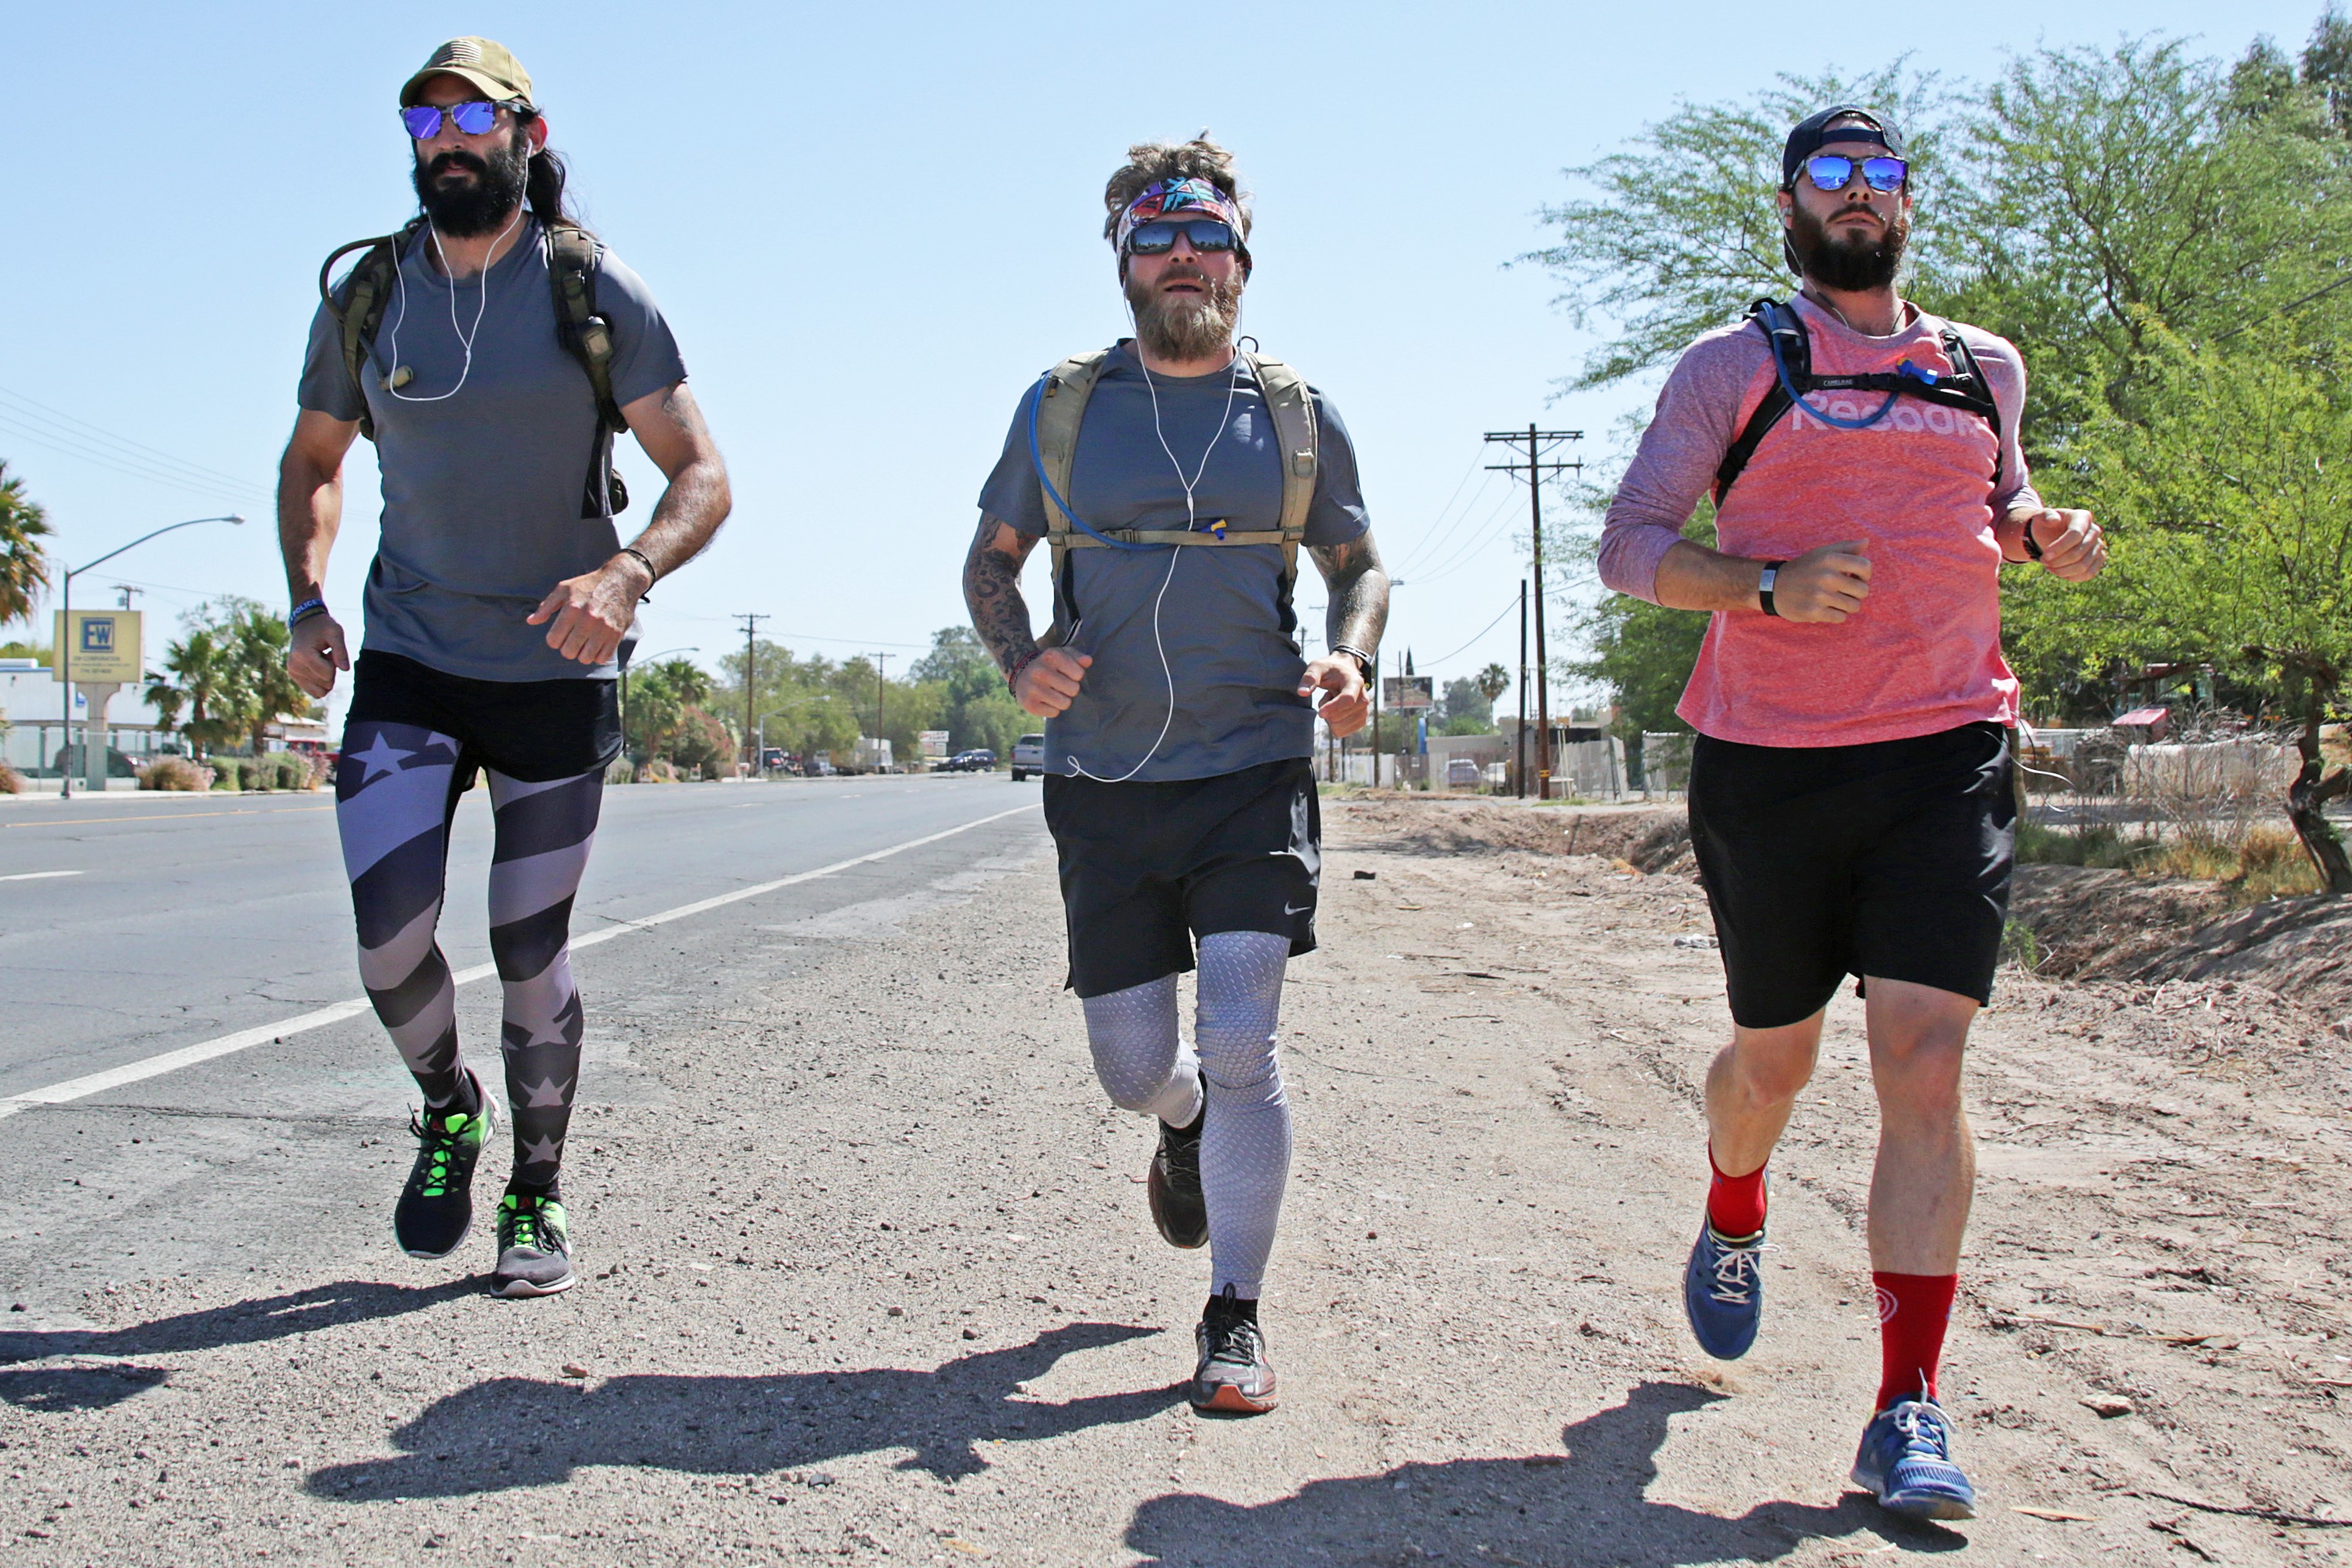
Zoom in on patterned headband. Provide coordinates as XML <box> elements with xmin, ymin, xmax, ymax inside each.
<box><xmin>1113</xmin><ymin>177</ymin><xmax>1246</xmax><ymax>253</ymax></box>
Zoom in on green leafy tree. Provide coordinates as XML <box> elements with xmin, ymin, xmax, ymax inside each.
<box><xmin>2052</xmin><ymin>323</ymin><xmax>2352</xmax><ymax>889</ymax></box>
<box><xmin>222</xmin><ymin>604</ymin><xmax>314</xmax><ymax>757</ymax></box>
<box><xmin>911</xmin><ymin>625</ymin><xmax>1030</xmax><ymax>759</ymax></box>
<box><xmin>148</xmin><ymin>600</ymin><xmax>318</xmax><ymax>759</ymax></box>
<box><xmin>0</xmin><ymin>462</ymin><xmax>53</xmax><ymax>627</ymax></box>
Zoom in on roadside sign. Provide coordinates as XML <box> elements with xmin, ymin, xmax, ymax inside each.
<box><xmin>52</xmin><ymin>610</ymin><xmax>142</xmax><ymax>685</ymax></box>
<box><xmin>919</xmin><ymin>730</ymin><xmax>950</xmax><ymax>759</ymax></box>
<box><xmin>1383</xmin><ymin>675</ymin><xmax>1433</xmax><ymax>710</ymax></box>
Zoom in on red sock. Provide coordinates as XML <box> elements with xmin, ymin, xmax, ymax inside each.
<box><xmin>1874</xmin><ymin>1271</ymin><xmax>1958</xmax><ymax>1409</ymax></box>
<box><xmin>1705</xmin><ymin>1146</ymin><xmax>1767</xmax><ymax>1237</ymax></box>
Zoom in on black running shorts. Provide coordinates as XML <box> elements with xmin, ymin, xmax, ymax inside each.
<box><xmin>344</xmin><ymin>651</ymin><xmax>621</xmax><ymax>784</ymax></box>
<box><xmin>1687</xmin><ymin>721</ymin><xmax>2016</xmax><ymax>1029</ymax></box>
<box><xmin>1041</xmin><ymin>757</ymin><xmax>1320</xmax><ymax>998</ymax></box>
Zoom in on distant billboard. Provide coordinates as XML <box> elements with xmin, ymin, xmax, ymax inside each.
<box><xmin>919</xmin><ymin>730</ymin><xmax>951</xmax><ymax>759</ymax></box>
<box><xmin>1383</xmin><ymin>675</ymin><xmax>1433</xmax><ymax>710</ymax></box>
<box><xmin>52</xmin><ymin>610</ymin><xmax>142</xmax><ymax>685</ymax></box>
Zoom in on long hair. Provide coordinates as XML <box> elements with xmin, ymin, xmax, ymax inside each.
<box><xmin>516</xmin><ymin>110</ymin><xmax>586</xmax><ymax>234</ymax></box>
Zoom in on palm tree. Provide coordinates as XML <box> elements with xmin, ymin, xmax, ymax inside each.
<box><xmin>0</xmin><ymin>462</ymin><xmax>54</xmax><ymax>628</ymax></box>
<box><xmin>163</xmin><ymin>629</ymin><xmax>243</xmax><ymax>759</ymax></box>
<box><xmin>1476</xmin><ymin>662</ymin><xmax>1512</xmax><ymax>704</ymax></box>
<box><xmin>142</xmin><ymin>668</ymin><xmax>187</xmax><ymax>737</ymax></box>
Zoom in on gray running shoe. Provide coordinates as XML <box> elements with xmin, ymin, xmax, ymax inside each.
<box><xmin>489</xmin><ymin>1192</ymin><xmax>576</xmax><ymax>1298</ymax></box>
<box><xmin>1192</xmin><ymin>1287</ymin><xmax>1278</xmax><ymax>1414</ymax></box>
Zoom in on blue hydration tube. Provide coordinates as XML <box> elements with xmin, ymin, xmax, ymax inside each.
<box><xmin>1762</xmin><ymin>316</ymin><xmax>1945</xmax><ymax>433</ymax></box>
<box><xmin>1026</xmin><ymin>372</ymin><xmax>1172</xmax><ymax>551</ymax></box>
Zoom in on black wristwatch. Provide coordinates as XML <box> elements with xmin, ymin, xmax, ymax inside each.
<box><xmin>1330</xmin><ymin>644</ymin><xmax>1376</xmax><ymax>680</ymax></box>
<box><xmin>1758</xmin><ymin>561</ymin><xmax>1787</xmax><ymax>618</ymax></box>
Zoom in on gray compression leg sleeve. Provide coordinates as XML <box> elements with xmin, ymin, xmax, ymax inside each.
<box><xmin>1080</xmin><ymin>974</ymin><xmax>1204</xmax><ymax>1127</ymax></box>
<box><xmin>336</xmin><ymin>721</ymin><xmax>470</xmax><ymax>1109</ymax></box>
<box><xmin>1195</xmin><ymin>930</ymin><xmax>1294</xmax><ymax>1300</ymax></box>
<box><xmin>486</xmin><ymin>768</ymin><xmax>604</xmax><ymax>1193</ymax></box>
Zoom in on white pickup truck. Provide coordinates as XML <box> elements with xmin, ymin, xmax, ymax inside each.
<box><xmin>1010</xmin><ymin>734</ymin><xmax>1046</xmax><ymax>782</ymax></box>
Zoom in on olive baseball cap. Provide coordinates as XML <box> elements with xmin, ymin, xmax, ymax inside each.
<box><xmin>398</xmin><ymin>37</ymin><xmax>536</xmax><ymax>109</ymax></box>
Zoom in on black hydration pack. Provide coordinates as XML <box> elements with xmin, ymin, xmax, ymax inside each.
<box><xmin>1713</xmin><ymin>298</ymin><xmax>2003</xmax><ymax>506</ymax></box>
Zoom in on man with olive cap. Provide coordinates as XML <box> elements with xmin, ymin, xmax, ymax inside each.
<box><xmin>279</xmin><ymin>38</ymin><xmax>730</xmax><ymax>1297</ymax></box>
<box><xmin>1597</xmin><ymin>106</ymin><xmax>2105</xmax><ymax>1517</ymax></box>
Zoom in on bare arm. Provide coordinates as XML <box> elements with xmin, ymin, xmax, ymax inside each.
<box><xmin>529</xmin><ymin>380</ymin><xmax>733</xmax><ymax>666</ymax></box>
<box><xmin>962</xmin><ymin>515</ymin><xmax>1089</xmax><ymax>717</ymax></box>
<box><xmin>1652</xmin><ymin>537</ymin><xmax>1873</xmax><ymax>622</ymax></box>
<box><xmin>278</xmin><ymin>409</ymin><xmax>362</xmax><ymax>699</ymax></box>
<box><xmin>1301</xmin><ymin>531</ymin><xmax>1388</xmax><ymax>737</ymax></box>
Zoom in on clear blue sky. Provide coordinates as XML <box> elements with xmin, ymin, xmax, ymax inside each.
<box><xmin>0</xmin><ymin>0</ymin><xmax>2322</xmax><ymax>729</ymax></box>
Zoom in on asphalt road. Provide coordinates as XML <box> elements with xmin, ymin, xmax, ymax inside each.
<box><xmin>0</xmin><ymin>774</ymin><xmax>1037</xmax><ymax>1101</ymax></box>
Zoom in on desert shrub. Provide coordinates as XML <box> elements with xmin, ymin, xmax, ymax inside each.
<box><xmin>140</xmin><ymin>757</ymin><xmax>207</xmax><ymax>791</ymax></box>
<box><xmin>209</xmin><ymin>759</ymin><xmax>239</xmax><ymax>790</ymax></box>
<box><xmin>2230</xmin><ymin>826</ymin><xmax>2322</xmax><ymax>903</ymax></box>
<box><xmin>0</xmin><ymin>761</ymin><xmax>22</xmax><ymax>795</ymax></box>
<box><xmin>269</xmin><ymin>754</ymin><xmax>309</xmax><ymax>790</ymax></box>
<box><xmin>604</xmin><ymin>757</ymin><xmax>636</xmax><ymax>785</ymax></box>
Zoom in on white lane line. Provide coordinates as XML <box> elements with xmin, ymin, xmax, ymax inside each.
<box><xmin>0</xmin><ymin>803</ymin><xmax>1039</xmax><ymax>1121</ymax></box>
<box><xmin>0</xmin><ymin>869</ymin><xmax>84</xmax><ymax>882</ymax></box>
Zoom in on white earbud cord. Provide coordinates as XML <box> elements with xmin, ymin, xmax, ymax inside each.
<box><xmin>384</xmin><ymin>202</ymin><xmax>527</xmax><ymax>404</ymax></box>
<box><xmin>1063</xmin><ymin>332</ymin><xmax>1244</xmax><ymax>784</ymax></box>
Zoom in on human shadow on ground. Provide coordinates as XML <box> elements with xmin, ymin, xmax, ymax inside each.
<box><xmin>0</xmin><ymin>1278</ymin><xmax>476</xmax><ymax>1411</ymax></box>
<box><xmin>307</xmin><ymin>1321</ymin><xmax>1179</xmax><ymax>1498</ymax></box>
<box><xmin>1127</xmin><ymin>1381</ymin><xmax>1966</xmax><ymax>1567</ymax></box>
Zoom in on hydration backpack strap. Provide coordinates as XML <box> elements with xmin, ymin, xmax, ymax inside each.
<box><xmin>1713</xmin><ymin>299</ymin><xmax>1803</xmax><ymax>505</ymax></box>
<box><xmin>1244</xmin><ymin>352</ymin><xmax>1320</xmax><ymax>638</ymax></box>
<box><xmin>1032</xmin><ymin>347</ymin><xmax>1114</xmax><ymax>648</ymax></box>
<box><xmin>545</xmin><ymin>222</ymin><xmax>632</xmax><ymax>519</ymax></box>
<box><xmin>1935</xmin><ymin>326</ymin><xmax>2004</xmax><ymax>493</ymax></box>
<box><xmin>318</xmin><ymin>219</ymin><xmax>424</xmax><ymax>445</ymax></box>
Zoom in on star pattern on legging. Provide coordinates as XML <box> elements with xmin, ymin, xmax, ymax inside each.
<box><xmin>518</xmin><ymin>1133</ymin><xmax>565</xmax><ymax>1165</ymax></box>
<box><xmin>518</xmin><ymin>1074</ymin><xmax>574</xmax><ymax>1108</ymax></box>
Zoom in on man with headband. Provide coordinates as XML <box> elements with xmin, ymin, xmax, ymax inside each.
<box><xmin>962</xmin><ymin>137</ymin><xmax>1389</xmax><ymax>1413</ymax></box>
<box><xmin>280</xmin><ymin>38</ymin><xmax>730</xmax><ymax>1297</ymax></box>
<box><xmin>1597</xmin><ymin>107</ymin><xmax>2104</xmax><ymax>1517</ymax></box>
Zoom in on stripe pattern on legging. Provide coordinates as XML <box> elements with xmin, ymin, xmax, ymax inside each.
<box><xmin>336</xmin><ymin>721</ymin><xmax>603</xmax><ymax>1190</ymax></box>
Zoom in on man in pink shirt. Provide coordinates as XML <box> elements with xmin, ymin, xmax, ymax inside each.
<box><xmin>1597</xmin><ymin>106</ymin><xmax>2105</xmax><ymax>1519</ymax></box>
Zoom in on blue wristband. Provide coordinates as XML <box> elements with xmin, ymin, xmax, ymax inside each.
<box><xmin>290</xmin><ymin>598</ymin><xmax>328</xmax><ymax>627</ymax></box>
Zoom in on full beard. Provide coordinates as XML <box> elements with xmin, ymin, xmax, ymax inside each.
<box><xmin>1126</xmin><ymin>267</ymin><xmax>1244</xmax><ymax>362</ymax></box>
<box><xmin>1788</xmin><ymin>201</ymin><xmax>1909</xmax><ymax>292</ymax></box>
<box><xmin>413</xmin><ymin>136</ymin><xmax>531</xmax><ymax>237</ymax></box>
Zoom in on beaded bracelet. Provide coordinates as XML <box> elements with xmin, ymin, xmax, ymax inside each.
<box><xmin>1006</xmin><ymin>649</ymin><xmax>1040</xmax><ymax>694</ymax></box>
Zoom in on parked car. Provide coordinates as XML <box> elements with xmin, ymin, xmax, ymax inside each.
<box><xmin>1010</xmin><ymin>733</ymin><xmax>1046</xmax><ymax>781</ymax></box>
<box><xmin>1445</xmin><ymin>757</ymin><xmax>1483</xmax><ymax>790</ymax></box>
<box><xmin>945</xmin><ymin>748</ymin><xmax>997</xmax><ymax>773</ymax></box>
<box><xmin>760</xmin><ymin>747</ymin><xmax>792</xmax><ymax>773</ymax></box>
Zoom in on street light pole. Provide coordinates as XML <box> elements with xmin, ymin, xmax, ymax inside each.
<box><xmin>59</xmin><ymin>514</ymin><xmax>243</xmax><ymax>799</ymax></box>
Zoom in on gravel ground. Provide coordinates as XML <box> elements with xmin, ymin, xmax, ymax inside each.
<box><xmin>2</xmin><ymin>798</ymin><xmax>2346</xmax><ymax>1566</ymax></box>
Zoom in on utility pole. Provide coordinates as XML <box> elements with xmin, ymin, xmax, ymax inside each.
<box><xmin>115</xmin><ymin>584</ymin><xmax>144</xmax><ymax>611</ymax></box>
<box><xmin>735</xmin><ymin>613</ymin><xmax>768</xmax><ymax>771</ymax></box>
<box><xmin>1516</xmin><ymin>578</ymin><xmax>1529</xmax><ymax>800</ymax></box>
<box><xmin>1485</xmin><ymin>425</ymin><xmax>1582</xmax><ymax>799</ymax></box>
<box><xmin>873</xmin><ymin>654</ymin><xmax>889</xmax><ymax>740</ymax></box>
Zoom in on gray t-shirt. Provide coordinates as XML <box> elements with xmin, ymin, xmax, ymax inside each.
<box><xmin>977</xmin><ymin>343</ymin><xmax>1368</xmax><ymax>782</ymax></box>
<box><xmin>298</xmin><ymin>219</ymin><xmax>687</xmax><ymax>681</ymax></box>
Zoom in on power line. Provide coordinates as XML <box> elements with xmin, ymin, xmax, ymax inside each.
<box><xmin>1417</xmin><ymin>593</ymin><xmax>1521</xmax><ymax>670</ymax></box>
<box><xmin>1390</xmin><ymin>459</ymin><xmax>1496</xmax><ymax>579</ymax></box>
<box><xmin>0</xmin><ymin>384</ymin><xmax>273</xmax><ymax>506</ymax></box>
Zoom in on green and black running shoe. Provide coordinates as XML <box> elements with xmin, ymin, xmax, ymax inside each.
<box><xmin>393</xmin><ymin>1067</ymin><xmax>496</xmax><ymax>1260</ymax></box>
<box><xmin>490</xmin><ymin>1192</ymin><xmax>577</xmax><ymax>1298</ymax></box>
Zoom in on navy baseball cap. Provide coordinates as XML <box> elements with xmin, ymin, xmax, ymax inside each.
<box><xmin>1782</xmin><ymin>106</ymin><xmax>1903</xmax><ymax>188</ymax></box>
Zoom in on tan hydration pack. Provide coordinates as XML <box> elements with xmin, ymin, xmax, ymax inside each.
<box><xmin>317</xmin><ymin>218</ymin><xmax>630</xmax><ymax>520</ymax></box>
<box><xmin>1030</xmin><ymin>343</ymin><xmax>1319</xmax><ymax>649</ymax></box>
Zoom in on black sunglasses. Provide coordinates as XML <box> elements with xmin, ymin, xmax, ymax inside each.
<box><xmin>1799</xmin><ymin>154</ymin><xmax>1909</xmax><ymax>193</ymax></box>
<box><xmin>1123</xmin><ymin>219</ymin><xmax>1239</xmax><ymax>257</ymax></box>
<box><xmin>401</xmin><ymin>99</ymin><xmax>529</xmax><ymax>140</ymax></box>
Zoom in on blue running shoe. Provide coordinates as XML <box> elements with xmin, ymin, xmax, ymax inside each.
<box><xmin>1682</xmin><ymin>1220</ymin><xmax>1768</xmax><ymax>1360</ymax></box>
<box><xmin>1851</xmin><ymin>1399</ymin><xmax>1977</xmax><ymax>1521</ymax></box>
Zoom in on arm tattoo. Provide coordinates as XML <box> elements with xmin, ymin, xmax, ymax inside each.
<box><xmin>963</xmin><ymin>514</ymin><xmax>1042</xmax><ymax>678</ymax></box>
<box><xmin>1310</xmin><ymin>532</ymin><xmax>1390</xmax><ymax>660</ymax></box>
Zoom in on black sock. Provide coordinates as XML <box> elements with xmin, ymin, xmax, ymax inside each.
<box><xmin>1204</xmin><ymin>1290</ymin><xmax>1258</xmax><ymax>1325</ymax></box>
<box><xmin>505</xmin><ymin>1175</ymin><xmax>561</xmax><ymax>1202</ymax></box>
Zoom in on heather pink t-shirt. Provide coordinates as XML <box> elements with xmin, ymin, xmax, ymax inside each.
<box><xmin>1598</xmin><ymin>295</ymin><xmax>2042</xmax><ymax>747</ymax></box>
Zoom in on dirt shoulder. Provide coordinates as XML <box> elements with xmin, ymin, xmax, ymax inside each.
<box><xmin>1</xmin><ymin>800</ymin><xmax>2345</xmax><ymax>1565</ymax></box>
